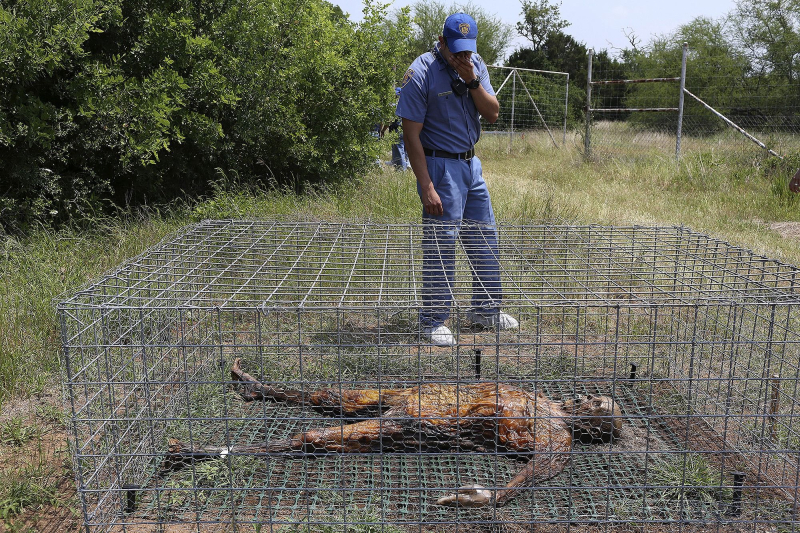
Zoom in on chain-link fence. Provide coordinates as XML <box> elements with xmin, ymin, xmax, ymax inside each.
<box><xmin>486</xmin><ymin>66</ymin><xmax>570</xmax><ymax>150</ymax></box>
<box><xmin>586</xmin><ymin>46</ymin><xmax>800</xmax><ymax>161</ymax></box>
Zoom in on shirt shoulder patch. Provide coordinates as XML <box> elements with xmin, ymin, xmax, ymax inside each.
<box><xmin>402</xmin><ymin>69</ymin><xmax>414</xmax><ymax>87</ymax></box>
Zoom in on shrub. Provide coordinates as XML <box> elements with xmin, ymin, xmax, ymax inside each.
<box><xmin>0</xmin><ymin>0</ymin><xmax>410</xmax><ymax>231</ymax></box>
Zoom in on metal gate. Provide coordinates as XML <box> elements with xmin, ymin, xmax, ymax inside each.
<box><xmin>486</xmin><ymin>65</ymin><xmax>569</xmax><ymax>149</ymax></box>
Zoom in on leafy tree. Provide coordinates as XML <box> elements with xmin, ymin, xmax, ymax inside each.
<box><xmin>0</xmin><ymin>0</ymin><xmax>411</xmax><ymax>231</ymax></box>
<box><xmin>515</xmin><ymin>0</ymin><xmax>570</xmax><ymax>51</ymax></box>
<box><xmin>727</xmin><ymin>0</ymin><xmax>800</xmax><ymax>130</ymax></box>
<box><xmin>214</xmin><ymin>0</ymin><xmax>409</xmax><ymax>188</ymax></box>
<box><xmin>627</xmin><ymin>17</ymin><xmax>750</xmax><ymax>133</ymax></box>
<box><xmin>398</xmin><ymin>1</ymin><xmax>514</xmax><ymax>67</ymax></box>
<box><xmin>507</xmin><ymin>30</ymin><xmax>586</xmax><ymax>74</ymax></box>
<box><xmin>507</xmin><ymin>31</ymin><xmax>625</xmax><ymax>126</ymax></box>
<box><xmin>506</xmin><ymin>31</ymin><xmax>583</xmax><ymax>127</ymax></box>
<box><xmin>70</xmin><ymin>0</ymin><xmax>238</xmax><ymax>206</ymax></box>
<box><xmin>0</xmin><ymin>0</ymin><xmax>114</xmax><ymax>227</ymax></box>
<box><xmin>728</xmin><ymin>0</ymin><xmax>800</xmax><ymax>81</ymax></box>
<box><xmin>590</xmin><ymin>50</ymin><xmax>631</xmax><ymax>118</ymax></box>
<box><xmin>324</xmin><ymin>1</ymin><xmax>349</xmax><ymax>23</ymax></box>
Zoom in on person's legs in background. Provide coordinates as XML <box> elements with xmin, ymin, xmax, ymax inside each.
<box><xmin>391</xmin><ymin>132</ymin><xmax>409</xmax><ymax>171</ymax></box>
<box><xmin>398</xmin><ymin>132</ymin><xmax>408</xmax><ymax>170</ymax></box>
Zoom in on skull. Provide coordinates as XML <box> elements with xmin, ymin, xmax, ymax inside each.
<box><xmin>562</xmin><ymin>394</ymin><xmax>622</xmax><ymax>442</ymax></box>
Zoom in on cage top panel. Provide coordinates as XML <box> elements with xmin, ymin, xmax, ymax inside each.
<box><xmin>59</xmin><ymin>219</ymin><xmax>800</xmax><ymax>310</ymax></box>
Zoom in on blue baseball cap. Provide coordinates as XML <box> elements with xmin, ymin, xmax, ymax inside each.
<box><xmin>442</xmin><ymin>13</ymin><xmax>478</xmax><ymax>54</ymax></box>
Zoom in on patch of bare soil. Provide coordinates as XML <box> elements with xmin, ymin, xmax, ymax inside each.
<box><xmin>769</xmin><ymin>221</ymin><xmax>800</xmax><ymax>240</ymax></box>
<box><xmin>0</xmin><ymin>390</ymin><xmax>80</xmax><ymax>533</ymax></box>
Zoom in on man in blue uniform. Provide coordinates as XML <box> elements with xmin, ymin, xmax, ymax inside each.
<box><xmin>397</xmin><ymin>12</ymin><xmax>518</xmax><ymax>346</ymax></box>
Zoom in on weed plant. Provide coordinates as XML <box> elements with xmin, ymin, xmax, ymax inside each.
<box><xmin>647</xmin><ymin>453</ymin><xmax>732</xmax><ymax>513</ymax></box>
<box><xmin>0</xmin><ymin>474</ymin><xmax>59</xmax><ymax>523</ymax></box>
<box><xmin>0</xmin><ymin>418</ymin><xmax>40</xmax><ymax>447</ymax></box>
<box><xmin>0</xmin><ymin>436</ymin><xmax>64</xmax><ymax>526</ymax></box>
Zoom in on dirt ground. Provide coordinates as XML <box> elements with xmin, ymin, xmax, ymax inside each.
<box><xmin>769</xmin><ymin>221</ymin><xmax>800</xmax><ymax>240</ymax></box>
<box><xmin>0</xmin><ymin>392</ymin><xmax>81</xmax><ymax>533</ymax></box>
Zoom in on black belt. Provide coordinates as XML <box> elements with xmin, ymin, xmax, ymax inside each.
<box><xmin>423</xmin><ymin>147</ymin><xmax>474</xmax><ymax>160</ymax></box>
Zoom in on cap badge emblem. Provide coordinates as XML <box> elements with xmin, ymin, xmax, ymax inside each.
<box><xmin>459</xmin><ymin>23</ymin><xmax>470</xmax><ymax>35</ymax></box>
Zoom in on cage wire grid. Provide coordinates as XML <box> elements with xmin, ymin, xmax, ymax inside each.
<box><xmin>58</xmin><ymin>219</ymin><xmax>800</xmax><ymax>532</ymax></box>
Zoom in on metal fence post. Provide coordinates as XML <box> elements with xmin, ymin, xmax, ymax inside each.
<box><xmin>676</xmin><ymin>42</ymin><xmax>688</xmax><ymax>162</ymax></box>
<box><xmin>510</xmin><ymin>69</ymin><xmax>517</xmax><ymax>152</ymax></box>
<box><xmin>564</xmin><ymin>74</ymin><xmax>569</xmax><ymax>146</ymax></box>
<box><xmin>585</xmin><ymin>49</ymin><xmax>593</xmax><ymax>159</ymax></box>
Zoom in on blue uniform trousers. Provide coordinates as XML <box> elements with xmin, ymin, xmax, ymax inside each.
<box><xmin>417</xmin><ymin>155</ymin><xmax>502</xmax><ymax>328</ymax></box>
<box><xmin>391</xmin><ymin>132</ymin><xmax>408</xmax><ymax>170</ymax></box>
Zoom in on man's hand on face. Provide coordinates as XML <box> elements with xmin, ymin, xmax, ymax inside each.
<box><xmin>449</xmin><ymin>52</ymin><xmax>477</xmax><ymax>83</ymax></box>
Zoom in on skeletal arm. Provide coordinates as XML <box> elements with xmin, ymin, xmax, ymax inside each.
<box><xmin>436</xmin><ymin>451</ymin><xmax>570</xmax><ymax>507</ymax></box>
<box><xmin>231</xmin><ymin>358</ymin><xmax>399</xmax><ymax>416</ymax></box>
<box><xmin>165</xmin><ymin>417</ymin><xmax>407</xmax><ymax>468</ymax></box>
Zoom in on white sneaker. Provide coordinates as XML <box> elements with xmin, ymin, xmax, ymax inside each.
<box><xmin>468</xmin><ymin>311</ymin><xmax>519</xmax><ymax>330</ymax></box>
<box><xmin>423</xmin><ymin>325</ymin><xmax>456</xmax><ymax>346</ymax></box>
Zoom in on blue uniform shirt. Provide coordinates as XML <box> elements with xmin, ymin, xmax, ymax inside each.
<box><xmin>396</xmin><ymin>45</ymin><xmax>494</xmax><ymax>154</ymax></box>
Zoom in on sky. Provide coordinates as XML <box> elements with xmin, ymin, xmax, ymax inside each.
<box><xmin>332</xmin><ymin>0</ymin><xmax>739</xmax><ymax>57</ymax></box>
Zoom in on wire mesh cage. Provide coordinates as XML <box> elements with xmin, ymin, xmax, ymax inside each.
<box><xmin>59</xmin><ymin>219</ymin><xmax>800</xmax><ymax>532</ymax></box>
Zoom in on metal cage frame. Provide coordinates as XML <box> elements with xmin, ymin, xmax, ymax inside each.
<box><xmin>59</xmin><ymin>220</ymin><xmax>800</xmax><ymax>532</ymax></box>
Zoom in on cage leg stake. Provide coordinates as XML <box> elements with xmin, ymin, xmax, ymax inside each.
<box><xmin>629</xmin><ymin>363</ymin><xmax>637</xmax><ymax>380</ymax></box>
<box><xmin>474</xmin><ymin>349</ymin><xmax>482</xmax><ymax>379</ymax></box>
<box><xmin>727</xmin><ymin>471</ymin><xmax>745</xmax><ymax>517</ymax></box>
<box><xmin>122</xmin><ymin>484</ymin><xmax>140</xmax><ymax>514</ymax></box>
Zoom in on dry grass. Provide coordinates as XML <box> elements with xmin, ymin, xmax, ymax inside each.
<box><xmin>477</xmin><ymin>128</ymin><xmax>800</xmax><ymax>266</ymax></box>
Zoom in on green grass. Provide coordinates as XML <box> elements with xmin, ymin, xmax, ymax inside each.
<box><xmin>0</xmin><ymin>434</ymin><xmax>66</xmax><ymax>527</ymax></box>
<box><xmin>0</xmin><ymin>418</ymin><xmax>40</xmax><ymax>447</ymax></box>
<box><xmin>3</xmin><ymin>140</ymin><xmax>800</xmax><ymax>407</ymax></box>
<box><xmin>0</xmin><ymin>466</ymin><xmax>60</xmax><ymax>523</ymax></box>
<box><xmin>647</xmin><ymin>453</ymin><xmax>733</xmax><ymax>512</ymax></box>
<box><xmin>2</xmin><ymin>134</ymin><xmax>800</xmax><ymax>528</ymax></box>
